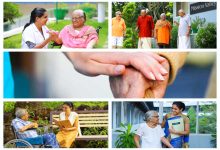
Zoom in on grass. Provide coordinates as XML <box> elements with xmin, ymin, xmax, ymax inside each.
<box><xmin>4</xmin><ymin>19</ymin><xmax>108</xmax><ymax>49</ymax></box>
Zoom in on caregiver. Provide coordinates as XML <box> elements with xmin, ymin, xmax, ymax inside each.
<box><xmin>22</xmin><ymin>8</ymin><xmax>58</xmax><ymax>49</ymax></box>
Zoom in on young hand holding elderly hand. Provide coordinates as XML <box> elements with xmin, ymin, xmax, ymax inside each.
<box><xmin>65</xmin><ymin>52</ymin><xmax>170</xmax><ymax>98</ymax></box>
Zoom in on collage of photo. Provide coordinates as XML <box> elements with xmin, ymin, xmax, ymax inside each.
<box><xmin>2</xmin><ymin>1</ymin><xmax>218</xmax><ymax>149</ymax></box>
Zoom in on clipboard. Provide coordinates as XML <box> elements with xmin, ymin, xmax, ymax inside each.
<box><xmin>56</xmin><ymin>120</ymin><xmax>72</xmax><ymax>128</ymax></box>
<box><xmin>168</xmin><ymin>117</ymin><xmax>184</xmax><ymax>139</ymax></box>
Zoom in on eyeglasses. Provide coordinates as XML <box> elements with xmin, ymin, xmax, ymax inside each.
<box><xmin>118</xmin><ymin>14</ymin><xmax>122</xmax><ymax>16</ymax></box>
<box><xmin>152</xmin><ymin>116</ymin><xmax>159</xmax><ymax>118</ymax></box>
<box><xmin>72</xmin><ymin>16</ymin><xmax>84</xmax><ymax>21</ymax></box>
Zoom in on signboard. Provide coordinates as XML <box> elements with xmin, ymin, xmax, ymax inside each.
<box><xmin>190</xmin><ymin>2</ymin><xmax>216</xmax><ymax>15</ymax></box>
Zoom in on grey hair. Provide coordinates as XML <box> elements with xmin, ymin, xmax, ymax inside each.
<box><xmin>115</xmin><ymin>11</ymin><xmax>121</xmax><ymax>15</ymax></box>
<box><xmin>15</xmin><ymin>108</ymin><xmax>27</xmax><ymax>119</ymax></box>
<box><xmin>144</xmin><ymin>110</ymin><xmax>158</xmax><ymax>122</ymax></box>
<box><xmin>160</xmin><ymin>13</ymin><xmax>166</xmax><ymax>18</ymax></box>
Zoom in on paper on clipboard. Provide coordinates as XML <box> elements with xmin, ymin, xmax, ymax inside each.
<box><xmin>56</xmin><ymin>120</ymin><xmax>72</xmax><ymax>128</ymax></box>
<box><xmin>168</xmin><ymin>117</ymin><xmax>184</xmax><ymax>139</ymax></box>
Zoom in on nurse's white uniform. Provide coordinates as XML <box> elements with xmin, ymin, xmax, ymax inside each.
<box><xmin>22</xmin><ymin>23</ymin><xmax>50</xmax><ymax>49</ymax></box>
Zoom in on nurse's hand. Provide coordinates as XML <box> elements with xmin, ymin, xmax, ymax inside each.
<box><xmin>48</xmin><ymin>30</ymin><xmax>59</xmax><ymax>41</ymax></box>
<box><xmin>64</xmin><ymin>52</ymin><xmax>168</xmax><ymax>80</ymax></box>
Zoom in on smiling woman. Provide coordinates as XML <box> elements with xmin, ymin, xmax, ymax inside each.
<box><xmin>22</xmin><ymin>8</ymin><xmax>59</xmax><ymax>49</ymax></box>
<box><xmin>55</xmin><ymin>9</ymin><xmax>99</xmax><ymax>49</ymax></box>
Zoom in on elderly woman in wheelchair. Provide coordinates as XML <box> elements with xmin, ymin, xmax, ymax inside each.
<box><xmin>54</xmin><ymin>9</ymin><xmax>99</xmax><ymax>49</ymax></box>
<box><xmin>8</xmin><ymin>108</ymin><xmax>59</xmax><ymax>148</ymax></box>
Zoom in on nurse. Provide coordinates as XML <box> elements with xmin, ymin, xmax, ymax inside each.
<box><xmin>22</xmin><ymin>8</ymin><xmax>58</xmax><ymax>49</ymax></box>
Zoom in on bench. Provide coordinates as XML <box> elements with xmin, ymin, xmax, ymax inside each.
<box><xmin>50</xmin><ymin>110</ymin><xmax>108</xmax><ymax>141</ymax></box>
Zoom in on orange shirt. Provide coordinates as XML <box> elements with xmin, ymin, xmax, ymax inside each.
<box><xmin>112</xmin><ymin>17</ymin><xmax>126</xmax><ymax>37</ymax></box>
<box><xmin>155</xmin><ymin>20</ymin><xmax>171</xmax><ymax>45</ymax></box>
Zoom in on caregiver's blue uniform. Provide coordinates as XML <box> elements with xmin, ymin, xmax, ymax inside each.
<box><xmin>4</xmin><ymin>52</ymin><xmax>14</xmax><ymax>98</ymax></box>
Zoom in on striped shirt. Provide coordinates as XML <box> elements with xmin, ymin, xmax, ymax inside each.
<box><xmin>11</xmin><ymin>118</ymin><xmax>38</xmax><ymax>139</ymax></box>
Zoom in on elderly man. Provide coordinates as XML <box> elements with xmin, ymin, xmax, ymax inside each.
<box><xmin>174</xmin><ymin>9</ymin><xmax>191</xmax><ymax>49</ymax></box>
<box><xmin>112</xmin><ymin>11</ymin><xmax>126</xmax><ymax>49</ymax></box>
<box><xmin>136</xmin><ymin>9</ymin><xmax>154</xmax><ymax>49</ymax></box>
<box><xmin>134</xmin><ymin>110</ymin><xmax>173</xmax><ymax>148</ymax></box>
<box><xmin>11</xmin><ymin>108</ymin><xmax>59</xmax><ymax>148</ymax></box>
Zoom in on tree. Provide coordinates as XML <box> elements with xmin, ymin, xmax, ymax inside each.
<box><xmin>4</xmin><ymin>2</ymin><xmax>22</xmax><ymax>24</ymax></box>
<box><xmin>187</xmin><ymin>106</ymin><xmax>196</xmax><ymax>133</ymax></box>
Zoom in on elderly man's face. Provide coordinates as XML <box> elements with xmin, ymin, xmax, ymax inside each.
<box><xmin>21</xmin><ymin>111</ymin><xmax>29</xmax><ymax>121</ymax></box>
<box><xmin>116</xmin><ymin>12</ymin><xmax>122</xmax><ymax>19</ymax></box>
<box><xmin>141</xmin><ymin>10</ymin><xmax>146</xmax><ymax>16</ymax></box>
<box><xmin>178</xmin><ymin>11</ymin><xmax>184</xmax><ymax>17</ymax></box>
<box><xmin>72</xmin><ymin>12</ymin><xmax>85</xmax><ymax>28</ymax></box>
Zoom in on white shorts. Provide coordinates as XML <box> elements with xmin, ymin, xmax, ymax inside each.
<box><xmin>138</xmin><ymin>37</ymin><xmax>152</xmax><ymax>49</ymax></box>
<box><xmin>112</xmin><ymin>36</ymin><xmax>124</xmax><ymax>47</ymax></box>
<box><xmin>178</xmin><ymin>36</ymin><xmax>191</xmax><ymax>49</ymax></box>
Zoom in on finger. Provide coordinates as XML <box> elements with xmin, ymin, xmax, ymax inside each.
<box><xmin>148</xmin><ymin>52</ymin><xmax>166</xmax><ymax>63</ymax></box>
<box><xmin>82</xmin><ymin>60</ymin><xmax>126</xmax><ymax>76</ymax></box>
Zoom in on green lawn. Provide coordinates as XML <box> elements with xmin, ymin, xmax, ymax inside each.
<box><xmin>4</xmin><ymin>19</ymin><xmax>108</xmax><ymax>49</ymax></box>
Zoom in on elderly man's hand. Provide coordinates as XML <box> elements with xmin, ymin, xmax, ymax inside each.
<box><xmin>109</xmin><ymin>58</ymin><xmax>170</xmax><ymax>98</ymax></box>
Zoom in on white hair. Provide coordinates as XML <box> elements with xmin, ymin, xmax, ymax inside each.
<box><xmin>144</xmin><ymin>110</ymin><xmax>158</xmax><ymax>122</ymax></box>
<box><xmin>146</xmin><ymin>8</ymin><xmax>149</xmax><ymax>13</ymax></box>
<box><xmin>72</xmin><ymin>9</ymin><xmax>84</xmax><ymax>17</ymax></box>
<box><xmin>115</xmin><ymin>11</ymin><xmax>121</xmax><ymax>15</ymax></box>
<box><xmin>15</xmin><ymin>108</ymin><xmax>27</xmax><ymax>119</ymax></box>
<box><xmin>160</xmin><ymin>13</ymin><xmax>166</xmax><ymax>18</ymax></box>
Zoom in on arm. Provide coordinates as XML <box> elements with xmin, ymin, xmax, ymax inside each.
<box><xmin>161</xmin><ymin>114</ymin><xmax>167</xmax><ymax>128</ymax></box>
<box><xmin>19</xmin><ymin>122</ymin><xmax>38</xmax><ymax>132</ymax></box>
<box><xmin>134</xmin><ymin>134</ymin><xmax>141</xmax><ymax>148</ymax></box>
<box><xmin>161</xmin><ymin>137</ymin><xmax>173</xmax><ymax>148</ymax></box>
<box><xmin>86</xmin><ymin>39</ymin><xmax>97</xmax><ymax>49</ymax></box>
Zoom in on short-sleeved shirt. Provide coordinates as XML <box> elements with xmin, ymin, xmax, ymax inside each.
<box><xmin>178</xmin><ymin>14</ymin><xmax>191</xmax><ymax>36</ymax></box>
<box><xmin>22</xmin><ymin>23</ymin><xmax>50</xmax><ymax>49</ymax></box>
<box><xmin>112</xmin><ymin>17</ymin><xmax>126</xmax><ymax>37</ymax></box>
<box><xmin>137</xmin><ymin>15</ymin><xmax>154</xmax><ymax>37</ymax></box>
<box><xmin>136</xmin><ymin>123</ymin><xmax>165</xmax><ymax>148</ymax></box>
<box><xmin>11</xmin><ymin>118</ymin><xmax>38</xmax><ymax>139</ymax></box>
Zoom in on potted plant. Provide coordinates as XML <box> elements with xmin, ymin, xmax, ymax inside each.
<box><xmin>114</xmin><ymin>123</ymin><xmax>136</xmax><ymax>148</ymax></box>
<box><xmin>54</xmin><ymin>2</ymin><xmax>68</xmax><ymax>20</ymax></box>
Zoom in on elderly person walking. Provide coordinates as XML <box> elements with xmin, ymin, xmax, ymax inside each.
<box><xmin>174</xmin><ymin>9</ymin><xmax>191</xmax><ymax>49</ymax></box>
<box><xmin>11</xmin><ymin>108</ymin><xmax>59</xmax><ymax>148</ymax></box>
<box><xmin>136</xmin><ymin>9</ymin><xmax>154</xmax><ymax>49</ymax></box>
<box><xmin>154</xmin><ymin>13</ymin><xmax>172</xmax><ymax>48</ymax></box>
<box><xmin>56</xmin><ymin>9</ymin><xmax>98</xmax><ymax>49</ymax></box>
<box><xmin>134</xmin><ymin>110</ymin><xmax>173</xmax><ymax>148</ymax></box>
<box><xmin>112</xmin><ymin>11</ymin><xmax>126</xmax><ymax>49</ymax></box>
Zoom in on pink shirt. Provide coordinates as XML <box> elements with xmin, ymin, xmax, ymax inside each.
<box><xmin>59</xmin><ymin>25</ymin><xmax>98</xmax><ymax>48</ymax></box>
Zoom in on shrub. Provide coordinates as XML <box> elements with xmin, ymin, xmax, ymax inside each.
<box><xmin>195</xmin><ymin>23</ymin><xmax>216</xmax><ymax>48</ymax></box>
<box><xmin>170</xmin><ymin>25</ymin><xmax>178</xmax><ymax>48</ymax></box>
<box><xmin>4</xmin><ymin>102</ymin><xmax>16</xmax><ymax>113</ymax></box>
<box><xmin>4</xmin><ymin>2</ymin><xmax>22</xmax><ymax>23</ymax></box>
<box><xmin>191</xmin><ymin>16</ymin><xmax>206</xmax><ymax>33</ymax></box>
<box><xmin>74</xmin><ymin>3</ymin><xmax>97</xmax><ymax>19</ymax></box>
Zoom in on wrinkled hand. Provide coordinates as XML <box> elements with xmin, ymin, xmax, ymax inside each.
<box><xmin>109</xmin><ymin>58</ymin><xmax>170</xmax><ymax>98</ymax></box>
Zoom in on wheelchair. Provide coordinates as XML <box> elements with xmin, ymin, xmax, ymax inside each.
<box><xmin>4</xmin><ymin>125</ymin><xmax>52</xmax><ymax>148</ymax></box>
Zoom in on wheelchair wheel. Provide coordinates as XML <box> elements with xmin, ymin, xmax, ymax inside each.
<box><xmin>4</xmin><ymin>139</ymin><xmax>33</xmax><ymax>148</ymax></box>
